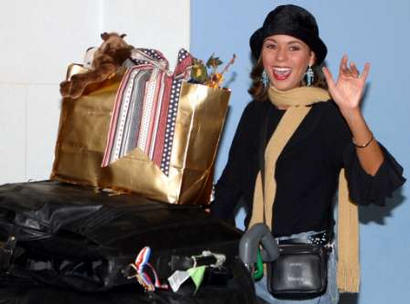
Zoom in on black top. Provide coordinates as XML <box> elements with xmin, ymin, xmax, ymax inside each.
<box><xmin>211</xmin><ymin>99</ymin><xmax>405</xmax><ymax>237</ymax></box>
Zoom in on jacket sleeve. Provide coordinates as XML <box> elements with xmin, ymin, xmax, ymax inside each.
<box><xmin>343</xmin><ymin>143</ymin><xmax>405</xmax><ymax>206</ymax></box>
<box><xmin>210</xmin><ymin>101</ymin><xmax>260</xmax><ymax>220</ymax></box>
<box><xmin>326</xmin><ymin>102</ymin><xmax>406</xmax><ymax>206</ymax></box>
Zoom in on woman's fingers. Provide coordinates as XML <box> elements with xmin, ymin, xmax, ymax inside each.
<box><xmin>350</xmin><ymin>62</ymin><xmax>360</xmax><ymax>77</ymax></box>
<box><xmin>325</xmin><ymin>56</ymin><xmax>370</xmax><ymax>90</ymax></box>
<box><xmin>360</xmin><ymin>62</ymin><xmax>371</xmax><ymax>81</ymax></box>
<box><xmin>339</xmin><ymin>55</ymin><xmax>349</xmax><ymax>75</ymax></box>
<box><xmin>339</xmin><ymin>55</ymin><xmax>370</xmax><ymax>80</ymax></box>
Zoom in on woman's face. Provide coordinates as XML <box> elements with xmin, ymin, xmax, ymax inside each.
<box><xmin>261</xmin><ymin>34</ymin><xmax>315</xmax><ymax>91</ymax></box>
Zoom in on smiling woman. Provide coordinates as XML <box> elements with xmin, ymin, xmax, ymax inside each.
<box><xmin>261</xmin><ymin>35</ymin><xmax>315</xmax><ymax>92</ymax></box>
<box><xmin>210</xmin><ymin>4</ymin><xmax>405</xmax><ymax>304</ymax></box>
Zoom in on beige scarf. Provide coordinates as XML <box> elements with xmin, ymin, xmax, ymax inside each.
<box><xmin>248</xmin><ymin>85</ymin><xmax>360</xmax><ymax>293</ymax></box>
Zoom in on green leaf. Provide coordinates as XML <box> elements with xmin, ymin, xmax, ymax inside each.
<box><xmin>191</xmin><ymin>59</ymin><xmax>208</xmax><ymax>83</ymax></box>
<box><xmin>206</xmin><ymin>54</ymin><xmax>223</xmax><ymax>69</ymax></box>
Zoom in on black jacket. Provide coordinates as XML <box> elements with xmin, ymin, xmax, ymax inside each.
<box><xmin>211</xmin><ymin>100</ymin><xmax>405</xmax><ymax>236</ymax></box>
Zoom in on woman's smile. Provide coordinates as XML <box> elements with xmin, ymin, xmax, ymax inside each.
<box><xmin>272</xmin><ymin>67</ymin><xmax>292</xmax><ymax>80</ymax></box>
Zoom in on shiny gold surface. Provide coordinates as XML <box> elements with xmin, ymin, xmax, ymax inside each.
<box><xmin>51</xmin><ymin>67</ymin><xmax>230</xmax><ymax>204</ymax></box>
<box><xmin>174</xmin><ymin>83</ymin><xmax>230</xmax><ymax>203</ymax></box>
<box><xmin>66</xmin><ymin>64</ymin><xmax>88</xmax><ymax>80</ymax></box>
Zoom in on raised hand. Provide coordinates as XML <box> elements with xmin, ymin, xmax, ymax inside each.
<box><xmin>322</xmin><ymin>55</ymin><xmax>370</xmax><ymax>114</ymax></box>
<box><xmin>323</xmin><ymin>55</ymin><xmax>384</xmax><ymax>176</ymax></box>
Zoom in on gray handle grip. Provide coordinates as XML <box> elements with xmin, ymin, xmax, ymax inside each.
<box><xmin>239</xmin><ymin>223</ymin><xmax>279</xmax><ymax>266</ymax></box>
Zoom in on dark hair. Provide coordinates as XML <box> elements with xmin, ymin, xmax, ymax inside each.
<box><xmin>248</xmin><ymin>58</ymin><xmax>328</xmax><ymax>101</ymax></box>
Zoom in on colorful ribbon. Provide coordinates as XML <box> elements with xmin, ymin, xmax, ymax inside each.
<box><xmin>128</xmin><ymin>246</ymin><xmax>168</xmax><ymax>291</ymax></box>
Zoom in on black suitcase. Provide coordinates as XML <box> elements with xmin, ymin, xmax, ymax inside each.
<box><xmin>0</xmin><ymin>181</ymin><xmax>255</xmax><ymax>303</ymax></box>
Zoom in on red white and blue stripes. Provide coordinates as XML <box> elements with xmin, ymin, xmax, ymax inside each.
<box><xmin>102</xmin><ymin>49</ymin><xmax>193</xmax><ymax>176</ymax></box>
<box><xmin>129</xmin><ymin>246</ymin><xmax>168</xmax><ymax>291</ymax></box>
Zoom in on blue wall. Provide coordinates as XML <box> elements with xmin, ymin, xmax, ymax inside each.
<box><xmin>191</xmin><ymin>0</ymin><xmax>409</xmax><ymax>303</ymax></box>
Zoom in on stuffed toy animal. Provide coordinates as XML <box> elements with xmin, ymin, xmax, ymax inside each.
<box><xmin>60</xmin><ymin>32</ymin><xmax>133</xmax><ymax>99</ymax></box>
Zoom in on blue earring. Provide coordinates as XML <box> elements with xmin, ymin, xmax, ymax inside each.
<box><xmin>305</xmin><ymin>65</ymin><xmax>314</xmax><ymax>86</ymax></box>
<box><xmin>261</xmin><ymin>70</ymin><xmax>269</xmax><ymax>87</ymax></box>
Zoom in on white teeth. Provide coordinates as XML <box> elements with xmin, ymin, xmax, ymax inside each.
<box><xmin>273</xmin><ymin>67</ymin><xmax>291</xmax><ymax>75</ymax></box>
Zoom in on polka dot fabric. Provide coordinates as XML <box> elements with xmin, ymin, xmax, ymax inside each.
<box><xmin>104</xmin><ymin>48</ymin><xmax>193</xmax><ymax>177</ymax></box>
<box><xmin>161</xmin><ymin>49</ymin><xmax>193</xmax><ymax>175</ymax></box>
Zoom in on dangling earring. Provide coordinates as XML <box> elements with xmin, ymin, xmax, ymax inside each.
<box><xmin>261</xmin><ymin>70</ymin><xmax>269</xmax><ymax>87</ymax></box>
<box><xmin>305</xmin><ymin>65</ymin><xmax>314</xmax><ymax>86</ymax></box>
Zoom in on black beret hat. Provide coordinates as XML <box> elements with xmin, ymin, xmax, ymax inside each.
<box><xmin>250</xmin><ymin>5</ymin><xmax>327</xmax><ymax>65</ymax></box>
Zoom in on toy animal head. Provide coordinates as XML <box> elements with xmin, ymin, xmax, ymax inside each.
<box><xmin>60</xmin><ymin>32</ymin><xmax>134</xmax><ymax>99</ymax></box>
<box><xmin>93</xmin><ymin>32</ymin><xmax>133</xmax><ymax>66</ymax></box>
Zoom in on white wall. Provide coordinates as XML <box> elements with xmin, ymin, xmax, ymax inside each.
<box><xmin>0</xmin><ymin>0</ymin><xmax>190</xmax><ymax>184</ymax></box>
